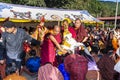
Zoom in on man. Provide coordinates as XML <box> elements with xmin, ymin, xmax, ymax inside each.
<box><xmin>74</xmin><ymin>18</ymin><xmax>88</xmax><ymax>43</ymax></box>
<box><xmin>2</xmin><ymin>21</ymin><xmax>40</xmax><ymax>72</ymax></box>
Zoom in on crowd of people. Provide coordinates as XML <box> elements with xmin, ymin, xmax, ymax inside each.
<box><xmin>0</xmin><ymin>17</ymin><xmax>120</xmax><ymax>80</ymax></box>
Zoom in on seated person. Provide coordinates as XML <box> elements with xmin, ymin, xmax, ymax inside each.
<box><xmin>23</xmin><ymin>50</ymin><xmax>40</xmax><ymax>75</ymax></box>
<box><xmin>4</xmin><ymin>62</ymin><xmax>26</xmax><ymax>80</ymax></box>
<box><xmin>38</xmin><ymin>63</ymin><xmax>63</xmax><ymax>80</ymax></box>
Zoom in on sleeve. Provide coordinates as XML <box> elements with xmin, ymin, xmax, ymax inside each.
<box><xmin>38</xmin><ymin>68</ymin><xmax>43</xmax><ymax>80</ymax></box>
<box><xmin>81</xmin><ymin>25</ymin><xmax>88</xmax><ymax>37</ymax></box>
<box><xmin>23</xmin><ymin>30</ymin><xmax>32</xmax><ymax>42</ymax></box>
<box><xmin>56</xmin><ymin>68</ymin><xmax>64</xmax><ymax>80</ymax></box>
<box><xmin>1</xmin><ymin>32</ymin><xmax>6</xmax><ymax>46</ymax></box>
<box><xmin>0</xmin><ymin>46</ymin><xmax>6</xmax><ymax>60</ymax></box>
<box><xmin>0</xmin><ymin>33</ymin><xmax>6</xmax><ymax>60</ymax></box>
<box><xmin>23</xmin><ymin>30</ymin><xmax>40</xmax><ymax>46</ymax></box>
<box><xmin>30</xmin><ymin>38</ymin><xmax>40</xmax><ymax>46</ymax></box>
<box><xmin>68</xmin><ymin>27</ymin><xmax>76</xmax><ymax>38</ymax></box>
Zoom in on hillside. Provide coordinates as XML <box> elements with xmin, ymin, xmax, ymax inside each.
<box><xmin>99</xmin><ymin>1</ymin><xmax>120</xmax><ymax>17</ymax></box>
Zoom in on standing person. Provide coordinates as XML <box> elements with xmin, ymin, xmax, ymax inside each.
<box><xmin>74</xmin><ymin>18</ymin><xmax>88</xmax><ymax>43</ymax></box>
<box><xmin>41</xmin><ymin>25</ymin><xmax>66</xmax><ymax>65</ymax></box>
<box><xmin>2</xmin><ymin>21</ymin><xmax>40</xmax><ymax>73</ymax></box>
<box><xmin>32</xmin><ymin>16</ymin><xmax>48</xmax><ymax>42</ymax></box>
<box><xmin>62</xmin><ymin>19</ymin><xmax>76</xmax><ymax>38</ymax></box>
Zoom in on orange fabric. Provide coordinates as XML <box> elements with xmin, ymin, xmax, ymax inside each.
<box><xmin>3</xmin><ymin>73</ymin><xmax>27</xmax><ymax>80</ymax></box>
<box><xmin>31</xmin><ymin>26</ymin><xmax>48</xmax><ymax>41</ymax></box>
<box><xmin>112</xmin><ymin>37</ymin><xmax>118</xmax><ymax>50</ymax></box>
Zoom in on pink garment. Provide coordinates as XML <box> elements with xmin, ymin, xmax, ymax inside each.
<box><xmin>68</xmin><ymin>27</ymin><xmax>76</xmax><ymax>38</ymax></box>
<box><xmin>41</xmin><ymin>33</ymin><xmax>62</xmax><ymax>65</ymax></box>
<box><xmin>38</xmin><ymin>63</ymin><xmax>64</xmax><ymax>80</ymax></box>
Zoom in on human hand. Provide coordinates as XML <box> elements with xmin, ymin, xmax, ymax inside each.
<box><xmin>62</xmin><ymin>49</ymin><xmax>67</xmax><ymax>55</ymax></box>
<box><xmin>0</xmin><ymin>60</ymin><xmax>5</xmax><ymax>64</ymax></box>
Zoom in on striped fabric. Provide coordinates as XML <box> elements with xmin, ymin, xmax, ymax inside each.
<box><xmin>64</xmin><ymin>54</ymin><xmax>88</xmax><ymax>80</ymax></box>
<box><xmin>38</xmin><ymin>63</ymin><xmax>64</xmax><ymax>80</ymax></box>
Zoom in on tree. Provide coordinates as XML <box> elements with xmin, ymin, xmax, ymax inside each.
<box><xmin>26</xmin><ymin>0</ymin><xmax>46</xmax><ymax>7</ymax></box>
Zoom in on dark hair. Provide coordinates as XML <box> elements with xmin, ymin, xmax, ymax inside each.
<box><xmin>29</xmin><ymin>50</ymin><xmax>36</xmax><ymax>56</ymax></box>
<box><xmin>63</xmin><ymin>19</ymin><xmax>69</xmax><ymax>23</ymax></box>
<box><xmin>6</xmin><ymin>62</ymin><xmax>17</xmax><ymax>76</ymax></box>
<box><xmin>75</xmin><ymin>18</ymin><xmax>81</xmax><ymax>22</ymax></box>
<box><xmin>0</xmin><ymin>33</ymin><xmax>1</xmax><ymax>38</ymax></box>
<box><xmin>100</xmin><ymin>48</ymin><xmax>107</xmax><ymax>54</ymax></box>
<box><xmin>79</xmin><ymin>50</ymin><xmax>94</xmax><ymax>61</ymax></box>
<box><xmin>3</xmin><ymin>21</ymin><xmax>15</xmax><ymax>28</ymax></box>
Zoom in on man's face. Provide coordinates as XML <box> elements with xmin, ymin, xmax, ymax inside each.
<box><xmin>75</xmin><ymin>20</ymin><xmax>81</xmax><ymax>28</ymax></box>
<box><xmin>5</xmin><ymin>27</ymin><xmax>14</xmax><ymax>33</ymax></box>
<box><xmin>53</xmin><ymin>26</ymin><xmax>60</xmax><ymax>35</ymax></box>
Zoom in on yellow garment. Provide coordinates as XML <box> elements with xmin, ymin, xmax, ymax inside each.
<box><xmin>112</xmin><ymin>37</ymin><xmax>118</xmax><ymax>50</ymax></box>
<box><xmin>31</xmin><ymin>26</ymin><xmax>48</xmax><ymax>41</ymax></box>
<box><xmin>57</xmin><ymin>51</ymin><xmax>63</xmax><ymax>55</ymax></box>
<box><xmin>63</xmin><ymin>18</ymin><xmax>72</xmax><ymax>24</ymax></box>
<box><xmin>63</xmin><ymin>30</ymin><xmax>70</xmax><ymax>36</ymax></box>
<box><xmin>98</xmin><ymin>40</ymin><xmax>105</xmax><ymax>49</ymax></box>
<box><xmin>57</xmin><ymin>29</ymin><xmax>71</xmax><ymax>55</ymax></box>
<box><xmin>62</xmin><ymin>40</ymin><xmax>71</xmax><ymax>48</ymax></box>
<box><xmin>62</xmin><ymin>29</ymin><xmax>71</xmax><ymax>47</ymax></box>
<box><xmin>3</xmin><ymin>73</ymin><xmax>27</xmax><ymax>80</ymax></box>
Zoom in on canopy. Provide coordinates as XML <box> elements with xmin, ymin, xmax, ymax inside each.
<box><xmin>0</xmin><ymin>2</ymin><xmax>103</xmax><ymax>24</ymax></box>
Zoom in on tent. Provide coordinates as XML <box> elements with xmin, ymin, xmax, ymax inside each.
<box><xmin>0</xmin><ymin>2</ymin><xmax>103</xmax><ymax>24</ymax></box>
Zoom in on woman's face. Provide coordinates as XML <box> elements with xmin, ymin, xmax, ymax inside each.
<box><xmin>63</xmin><ymin>21</ymin><xmax>69</xmax><ymax>29</ymax></box>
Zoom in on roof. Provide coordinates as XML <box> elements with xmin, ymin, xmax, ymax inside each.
<box><xmin>97</xmin><ymin>16</ymin><xmax>120</xmax><ymax>21</ymax></box>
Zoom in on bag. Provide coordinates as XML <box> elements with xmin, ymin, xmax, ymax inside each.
<box><xmin>114</xmin><ymin>60</ymin><xmax>120</xmax><ymax>73</ymax></box>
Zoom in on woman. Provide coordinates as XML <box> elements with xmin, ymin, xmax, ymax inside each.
<box><xmin>62</xmin><ymin>19</ymin><xmax>76</xmax><ymax>38</ymax></box>
<box><xmin>41</xmin><ymin>25</ymin><xmax>66</xmax><ymax>65</ymax></box>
